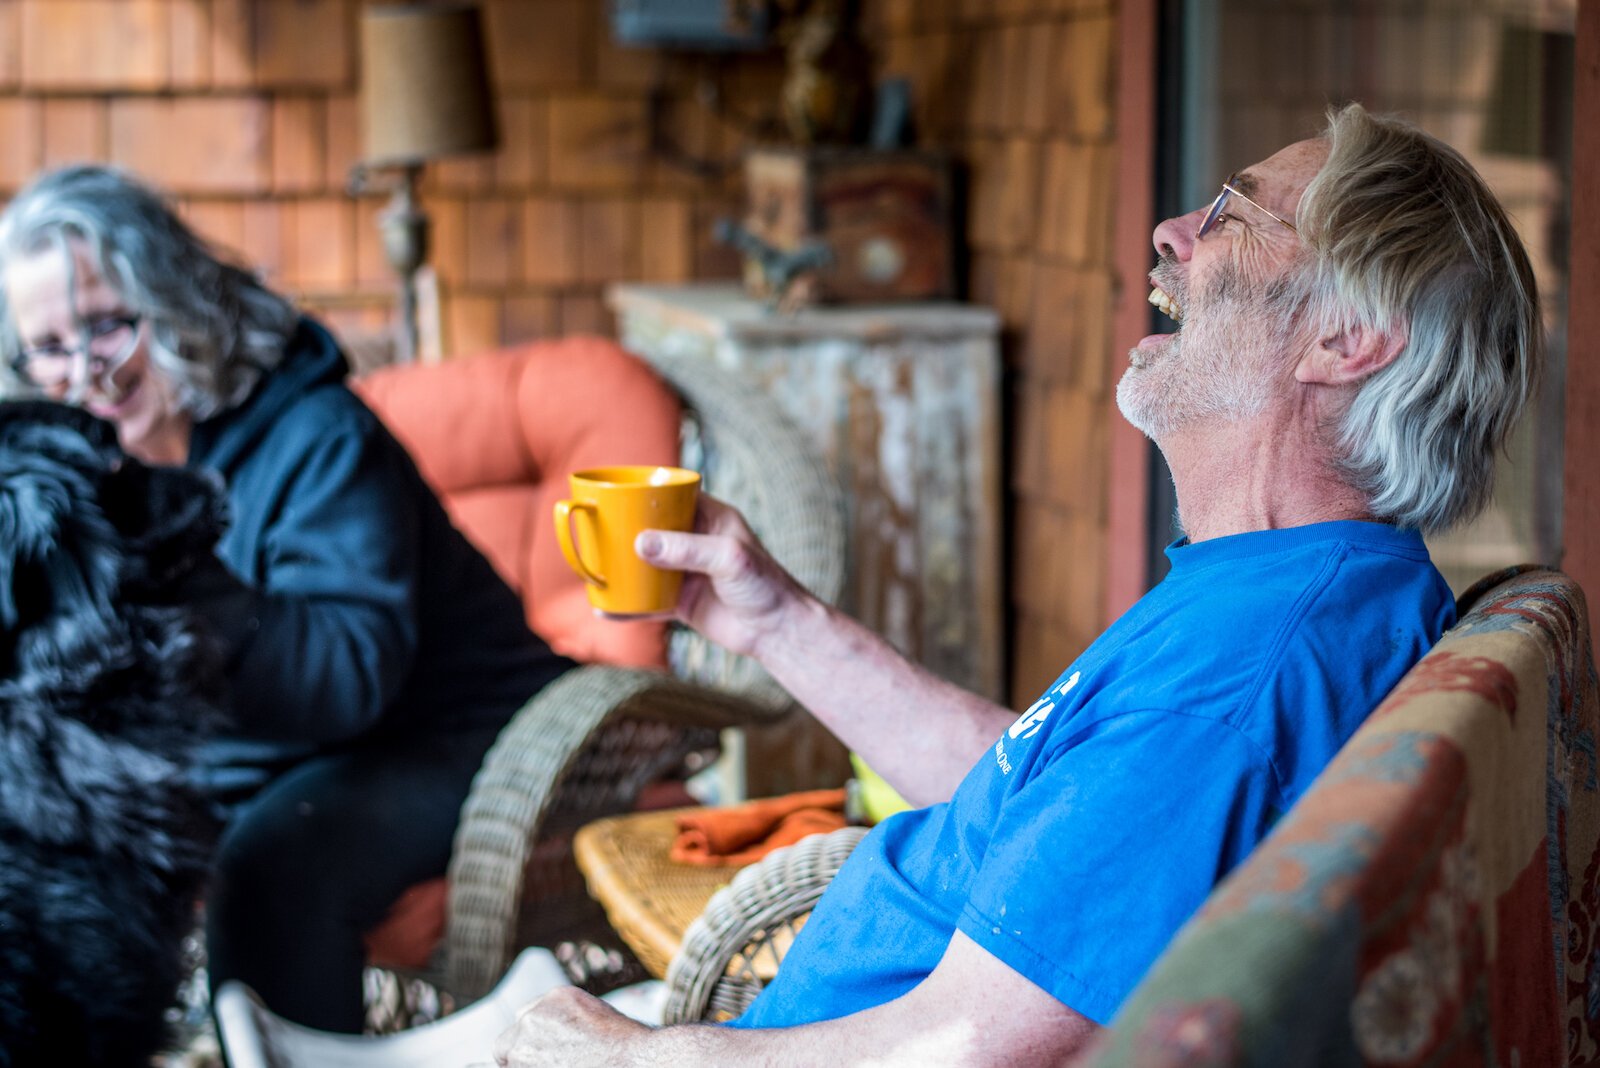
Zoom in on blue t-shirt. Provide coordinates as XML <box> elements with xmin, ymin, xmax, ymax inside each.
<box><xmin>733</xmin><ymin>521</ymin><xmax>1454</xmax><ymax>1028</ymax></box>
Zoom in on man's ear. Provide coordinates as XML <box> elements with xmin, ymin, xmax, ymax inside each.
<box><xmin>1295</xmin><ymin>319</ymin><xmax>1407</xmax><ymax>385</ymax></box>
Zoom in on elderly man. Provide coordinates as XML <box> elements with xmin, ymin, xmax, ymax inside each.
<box><xmin>495</xmin><ymin>104</ymin><xmax>1540</xmax><ymax>1066</ymax></box>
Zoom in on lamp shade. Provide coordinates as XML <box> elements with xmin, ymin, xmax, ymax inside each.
<box><xmin>359</xmin><ymin>3</ymin><xmax>498</xmax><ymax>167</ymax></box>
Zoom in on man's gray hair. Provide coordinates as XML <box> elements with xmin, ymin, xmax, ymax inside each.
<box><xmin>1297</xmin><ymin>104</ymin><xmax>1543</xmax><ymax>533</ymax></box>
<box><xmin>0</xmin><ymin>165</ymin><xmax>297</xmax><ymax>419</ymax></box>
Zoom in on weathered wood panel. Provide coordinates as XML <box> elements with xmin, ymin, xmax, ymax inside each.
<box><xmin>611</xmin><ymin>282</ymin><xmax>1005</xmax><ymax>796</ymax></box>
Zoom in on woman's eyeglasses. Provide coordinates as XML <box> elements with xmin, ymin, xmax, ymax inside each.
<box><xmin>10</xmin><ymin>314</ymin><xmax>143</xmax><ymax>392</ymax></box>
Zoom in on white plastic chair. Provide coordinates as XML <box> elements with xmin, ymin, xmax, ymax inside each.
<box><xmin>215</xmin><ymin>948</ymin><xmax>569</xmax><ymax>1068</ymax></box>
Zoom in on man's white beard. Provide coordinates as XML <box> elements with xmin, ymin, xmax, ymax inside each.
<box><xmin>1117</xmin><ymin>262</ymin><xmax>1287</xmax><ymax>440</ymax></box>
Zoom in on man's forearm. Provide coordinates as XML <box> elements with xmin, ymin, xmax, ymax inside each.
<box><xmin>634</xmin><ymin>504</ymin><xmax>1016</xmax><ymax>806</ymax></box>
<box><xmin>495</xmin><ymin>933</ymin><xmax>1099</xmax><ymax>1068</ymax></box>
<box><xmin>642</xmin><ymin>1017</ymin><xmax>1019</xmax><ymax>1068</ymax></box>
<box><xmin>603</xmin><ymin>988</ymin><xmax>1090</xmax><ymax>1068</ymax></box>
<box><xmin>519</xmin><ymin>1006</ymin><xmax>1008</xmax><ymax>1068</ymax></box>
<box><xmin>754</xmin><ymin>597</ymin><xmax>1015</xmax><ymax>806</ymax></box>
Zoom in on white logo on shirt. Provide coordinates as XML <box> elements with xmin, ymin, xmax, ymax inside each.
<box><xmin>1007</xmin><ymin>671</ymin><xmax>1080</xmax><ymax>741</ymax></box>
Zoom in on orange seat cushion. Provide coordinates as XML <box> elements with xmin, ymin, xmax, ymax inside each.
<box><xmin>353</xmin><ymin>335</ymin><xmax>682</xmax><ymax>669</ymax></box>
<box><xmin>364</xmin><ymin>877</ymin><xmax>448</xmax><ymax>971</ymax></box>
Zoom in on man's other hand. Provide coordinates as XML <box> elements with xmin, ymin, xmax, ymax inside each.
<box><xmin>493</xmin><ymin>986</ymin><xmax>647</xmax><ymax>1068</ymax></box>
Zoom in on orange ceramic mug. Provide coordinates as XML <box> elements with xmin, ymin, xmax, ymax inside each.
<box><xmin>553</xmin><ymin>466</ymin><xmax>700</xmax><ymax>617</ymax></box>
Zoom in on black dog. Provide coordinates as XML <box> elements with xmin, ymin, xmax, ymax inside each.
<box><xmin>0</xmin><ymin>401</ymin><xmax>229</xmax><ymax>1067</ymax></box>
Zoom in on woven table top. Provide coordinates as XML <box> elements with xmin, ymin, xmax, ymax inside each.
<box><xmin>574</xmin><ymin>807</ymin><xmax>743</xmax><ymax>979</ymax></box>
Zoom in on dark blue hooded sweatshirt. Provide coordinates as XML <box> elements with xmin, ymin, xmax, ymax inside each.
<box><xmin>185</xmin><ymin>318</ymin><xmax>571</xmax><ymax>782</ymax></box>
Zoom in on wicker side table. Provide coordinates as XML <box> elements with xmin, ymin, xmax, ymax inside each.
<box><xmin>572</xmin><ymin>809</ymin><xmax>738</xmax><ymax>980</ymax></box>
<box><xmin>574</xmin><ymin>807</ymin><xmax>850</xmax><ymax>1023</ymax></box>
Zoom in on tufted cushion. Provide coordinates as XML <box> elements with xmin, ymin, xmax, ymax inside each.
<box><xmin>353</xmin><ymin>336</ymin><xmax>682</xmax><ymax>670</ymax></box>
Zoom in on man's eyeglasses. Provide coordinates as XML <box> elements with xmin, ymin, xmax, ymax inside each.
<box><xmin>1196</xmin><ymin>173</ymin><xmax>1298</xmax><ymax>240</ymax></box>
<box><xmin>10</xmin><ymin>314</ymin><xmax>143</xmax><ymax>392</ymax></box>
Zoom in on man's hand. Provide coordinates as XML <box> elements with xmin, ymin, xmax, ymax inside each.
<box><xmin>492</xmin><ymin>986</ymin><xmax>649</xmax><ymax>1068</ymax></box>
<box><xmin>635</xmin><ymin>494</ymin><xmax>815</xmax><ymax>661</ymax></box>
<box><xmin>638</xmin><ymin>493</ymin><xmax>1013</xmax><ymax>806</ymax></box>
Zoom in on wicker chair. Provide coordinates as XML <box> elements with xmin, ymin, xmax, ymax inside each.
<box><xmin>658</xmin><ymin>566</ymin><xmax>1600</xmax><ymax>1064</ymax></box>
<box><xmin>434</xmin><ymin>350</ymin><xmax>846</xmax><ymax>1000</ymax></box>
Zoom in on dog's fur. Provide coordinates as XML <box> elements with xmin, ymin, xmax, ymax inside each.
<box><xmin>0</xmin><ymin>401</ymin><xmax>229</xmax><ymax>1067</ymax></box>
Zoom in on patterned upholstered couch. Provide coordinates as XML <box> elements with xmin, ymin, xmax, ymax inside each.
<box><xmin>667</xmin><ymin>567</ymin><xmax>1600</xmax><ymax>1065</ymax></box>
<box><xmin>1078</xmin><ymin>565</ymin><xmax>1600</xmax><ymax>1066</ymax></box>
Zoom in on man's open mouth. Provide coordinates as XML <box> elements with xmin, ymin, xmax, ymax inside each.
<box><xmin>1148</xmin><ymin>285</ymin><xmax>1184</xmax><ymax>324</ymax></box>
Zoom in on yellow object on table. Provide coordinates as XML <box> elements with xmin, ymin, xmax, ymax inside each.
<box><xmin>849</xmin><ymin>753</ymin><xmax>913</xmax><ymax>824</ymax></box>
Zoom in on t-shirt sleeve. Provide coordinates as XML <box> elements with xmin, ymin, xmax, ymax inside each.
<box><xmin>956</xmin><ymin>709</ymin><xmax>1278</xmax><ymax>1025</ymax></box>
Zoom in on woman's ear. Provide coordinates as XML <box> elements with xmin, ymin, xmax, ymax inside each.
<box><xmin>1295</xmin><ymin>319</ymin><xmax>1408</xmax><ymax>385</ymax></box>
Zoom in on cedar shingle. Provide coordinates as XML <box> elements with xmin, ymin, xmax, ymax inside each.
<box><xmin>20</xmin><ymin>0</ymin><xmax>167</xmax><ymax>92</ymax></box>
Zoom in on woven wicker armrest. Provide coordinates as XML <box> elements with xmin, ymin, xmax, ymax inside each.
<box><xmin>441</xmin><ymin>663</ymin><xmax>797</xmax><ymax>997</ymax></box>
<box><xmin>663</xmin><ymin>824</ymin><xmax>869</xmax><ymax>1024</ymax></box>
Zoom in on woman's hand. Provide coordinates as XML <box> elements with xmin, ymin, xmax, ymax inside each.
<box><xmin>634</xmin><ymin>494</ymin><xmax>815</xmax><ymax>663</ymax></box>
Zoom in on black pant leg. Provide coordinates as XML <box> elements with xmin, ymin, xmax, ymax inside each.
<box><xmin>204</xmin><ymin>718</ymin><xmax>501</xmax><ymax>1032</ymax></box>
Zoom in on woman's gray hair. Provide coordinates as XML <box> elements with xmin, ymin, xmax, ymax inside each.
<box><xmin>1296</xmin><ymin>103</ymin><xmax>1543</xmax><ymax>533</ymax></box>
<box><xmin>0</xmin><ymin>165</ymin><xmax>297</xmax><ymax>419</ymax></box>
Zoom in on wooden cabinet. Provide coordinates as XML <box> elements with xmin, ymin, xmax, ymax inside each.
<box><xmin>743</xmin><ymin>148</ymin><xmax>958</xmax><ymax>304</ymax></box>
<box><xmin>610</xmin><ymin>284</ymin><xmax>1006</xmax><ymax>794</ymax></box>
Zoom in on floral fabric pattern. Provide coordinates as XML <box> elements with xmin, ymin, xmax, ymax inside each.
<box><xmin>1081</xmin><ymin>569</ymin><xmax>1600</xmax><ymax>1068</ymax></box>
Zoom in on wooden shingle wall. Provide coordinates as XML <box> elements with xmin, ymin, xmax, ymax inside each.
<box><xmin>865</xmin><ymin>0</ymin><xmax>1122</xmax><ymax>705</ymax></box>
<box><xmin>0</xmin><ymin>0</ymin><xmax>1126</xmax><ymax>708</ymax></box>
<box><xmin>0</xmin><ymin>0</ymin><xmax>769</xmax><ymax>354</ymax></box>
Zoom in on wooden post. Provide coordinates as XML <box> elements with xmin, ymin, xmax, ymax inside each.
<box><xmin>1106</xmin><ymin>0</ymin><xmax>1159</xmax><ymax>624</ymax></box>
<box><xmin>1564</xmin><ymin>2</ymin><xmax>1600</xmax><ymax>628</ymax></box>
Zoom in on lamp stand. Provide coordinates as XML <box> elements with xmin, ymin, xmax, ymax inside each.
<box><xmin>378</xmin><ymin>163</ymin><xmax>428</xmax><ymax>364</ymax></box>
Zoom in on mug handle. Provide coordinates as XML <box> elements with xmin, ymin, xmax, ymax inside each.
<box><xmin>553</xmin><ymin>499</ymin><xmax>607</xmax><ymax>588</ymax></box>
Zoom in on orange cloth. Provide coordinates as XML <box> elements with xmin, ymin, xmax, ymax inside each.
<box><xmin>671</xmin><ymin>789</ymin><xmax>850</xmax><ymax>867</ymax></box>
<box><xmin>363</xmin><ymin>877</ymin><xmax>447</xmax><ymax>971</ymax></box>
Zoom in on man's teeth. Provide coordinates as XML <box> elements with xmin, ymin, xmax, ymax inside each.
<box><xmin>1148</xmin><ymin>288</ymin><xmax>1183</xmax><ymax>324</ymax></box>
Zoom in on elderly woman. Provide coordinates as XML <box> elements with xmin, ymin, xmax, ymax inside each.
<box><xmin>0</xmin><ymin>166</ymin><xmax>573</xmax><ymax>1032</ymax></box>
